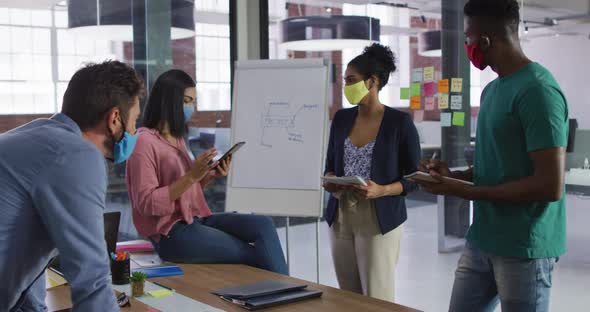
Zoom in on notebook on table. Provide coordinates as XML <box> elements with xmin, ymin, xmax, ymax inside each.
<box><xmin>212</xmin><ymin>280</ymin><xmax>322</xmax><ymax>310</ymax></box>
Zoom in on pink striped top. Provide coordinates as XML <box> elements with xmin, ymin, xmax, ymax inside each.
<box><xmin>126</xmin><ymin>127</ymin><xmax>212</xmax><ymax>242</ymax></box>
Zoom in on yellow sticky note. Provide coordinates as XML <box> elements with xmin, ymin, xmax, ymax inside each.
<box><xmin>438</xmin><ymin>93</ymin><xmax>449</xmax><ymax>109</ymax></box>
<box><xmin>410</xmin><ymin>96</ymin><xmax>421</xmax><ymax>110</ymax></box>
<box><xmin>148</xmin><ymin>289</ymin><xmax>174</xmax><ymax>298</ymax></box>
<box><xmin>451</xmin><ymin>78</ymin><xmax>463</xmax><ymax>93</ymax></box>
<box><xmin>423</xmin><ymin>66</ymin><xmax>435</xmax><ymax>82</ymax></box>
<box><xmin>452</xmin><ymin>112</ymin><xmax>465</xmax><ymax>127</ymax></box>
<box><xmin>438</xmin><ymin>79</ymin><xmax>449</xmax><ymax>93</ymax></box>
<box><xmin>410</xmin><ymin>83</ymin><xmax>421</xmax><ymax>97</ymax></box>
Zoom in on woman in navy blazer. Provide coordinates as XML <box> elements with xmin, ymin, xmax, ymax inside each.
<box><xmin>323</xmin><ymin>44</ymin><xmax>421</xmax><ymax>302</ymax></box>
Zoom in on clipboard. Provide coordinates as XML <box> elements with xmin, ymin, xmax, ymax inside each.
<box><xmin>404</xmin><ymin>171</ymin><xmax>474</xmax><ymax>186</ymax></box>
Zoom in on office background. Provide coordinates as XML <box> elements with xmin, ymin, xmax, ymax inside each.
<box><xmin>0</xmin><ymin>0</ymin><xmax>589</xmax><ymax>311</ymax></box>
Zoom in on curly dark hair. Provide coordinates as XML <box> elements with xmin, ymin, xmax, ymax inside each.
<box><xmin>464</xmin><ymin>0</ymin><xmax>520</xmax><ymax>35</ymax></box>
<box><xmin>348</xmin><ymin>43</ymin><xmax>396</xmax><ymax>91</ymax></box>
<box><xmin>61</xmin><ymin>60</ymin><xmax>145</xmax><ymax>131</ymax></box>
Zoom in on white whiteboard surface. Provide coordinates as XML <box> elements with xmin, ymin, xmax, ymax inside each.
<box><xmin>226</xmin><ymin>59</ymin><xmax>330</xmax><ymax>217</ymax></box>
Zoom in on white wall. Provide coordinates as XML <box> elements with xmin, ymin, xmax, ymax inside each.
<box><xmin>523</xmin><ymin>36</ymin><xmax>590</xmax><ymax>129</ymax></box>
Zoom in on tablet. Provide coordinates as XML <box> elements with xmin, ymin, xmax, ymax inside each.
<box><xmin>404</xmin><ymin>171</ymin><xmax>474</xmax><ymax>186</ymax></box>
<box><xmin>214</xmin><ymin>142</ymin><xmax>246</xmax><ymax>164</ymax></box>
<box><xmin>321</xmin><ymin>176</ymin><xmax>368</xmax><ymax>187</ymax></box>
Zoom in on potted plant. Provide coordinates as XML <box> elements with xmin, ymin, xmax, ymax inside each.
<box><xmin>130</xmin><ymin>272</ymin><xmax>147</xmax><ymax>297</ymax></box>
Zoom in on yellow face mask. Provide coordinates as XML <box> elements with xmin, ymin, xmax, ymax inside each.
<box><xmin>343</xmin><ymin>80</ymin><xmax>369</xmax><ymax>105</ymax></box>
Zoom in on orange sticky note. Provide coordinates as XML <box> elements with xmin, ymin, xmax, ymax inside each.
<box><xmin>438</xmin><ymin>79</ymin><xmax>449</xmax><ymax>93</ymax></box>
<box><xmin>410</xmin><ymin>96</ymin><xmax>421</xmax><ymax>110</ymax></box>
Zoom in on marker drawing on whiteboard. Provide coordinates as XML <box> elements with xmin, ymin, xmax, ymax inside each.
<box><xmin>259</xmin><ymin>102</ymin><xmax>319</xmax><ymax>148</ymax></box>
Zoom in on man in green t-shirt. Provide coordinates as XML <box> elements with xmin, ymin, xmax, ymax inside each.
<box><xmin>416</xmin><ymin>0</ymin><xmax>568</xmax><ymax>311</ymax></box>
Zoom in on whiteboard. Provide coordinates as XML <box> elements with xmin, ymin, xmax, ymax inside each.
<box><xmin>226</xmin><ymin>59</ymin><xmax>330</xmax><ymax>217</ymax></box>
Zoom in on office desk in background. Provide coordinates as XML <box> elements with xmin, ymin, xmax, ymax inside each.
<box><xmin>46</xmin><ymin>264</ymin><xmax>421</xmax><ymax>312</ymax></box>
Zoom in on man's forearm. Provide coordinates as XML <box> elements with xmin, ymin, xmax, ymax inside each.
<box><xmin>459</xmin><ymin>175</ymin><xmax>562</xmax><ymax>203</ymax></box>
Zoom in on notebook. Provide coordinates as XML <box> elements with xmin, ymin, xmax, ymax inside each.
<box><xmin>212</xmin><ymin>280</ymin><xmax>322</xmax><ymax>310</ymax></box>
<box><xmin>221</xmin><ymin>289</ymin><xmax>323</xmax><ymax>311</ymax></box>
<box><xmin>132</xmin><ymin>265</ymin><xmax>184</xmax><ymax>278</ymax></box>
<box><xmin>212</xmin><ymin>280</ymin><xmax>307</xmax><ymax>300</ymax></box>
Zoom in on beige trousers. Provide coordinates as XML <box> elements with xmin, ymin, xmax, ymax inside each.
<box><xmin>329</xmin><ymin>191</ymin><xmax>403</xmax><ymax>302</ymax></box>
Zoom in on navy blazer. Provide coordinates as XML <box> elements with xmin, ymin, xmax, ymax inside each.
<box><xmin>324</xmin><ymin>106</ymin><xmax>422</xmax><ymax>234</ymax></box>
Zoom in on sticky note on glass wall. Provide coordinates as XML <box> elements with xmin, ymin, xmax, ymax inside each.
<box><xmin>438</xmin><ymin>79</ymin><xmax>449</xmax><ymax>93</ymax></box>
<box><xmin>400</xmin><ymin>87</ymin><xmax>410</xmax><ymax>100</ymax></box>
<box><xmin>452</xmin><ymin>112</ymin><xmax>465</xmax><ymax>127</ymax></box>
<box><xmin>451</xmin><ymin>95</ymin><xmax>463</xmax><ymax>110</ymax></box>
<box><xmin>414</xmin><ymin>110</ymin><xmax>424</xmax><ymax>122</ymax></box>
<box><xmin>438</xmin><ymin>93</ymin><xmax>449</xmax><ymax>109</ymax></box>
<box><xmin>441</xmin><ymin>112</ymin><xmax>452</xmax><ymax>127</ymax></box>
<box><xmin>423</xmin><ymin>82</ymin><xmax>436</xmax><ymax>97</ymax></box>
<box><xmin>425</xmin><ymin>96</ymin><xmax>435</xmax><ymax>111</ymax></box>
<box><xmin>411</xmin><ymin>68</ymin><xmax>423</xmax><ymax>82</ymax></box>
<box><xmin>410</xmin><ymin>83</ymin><xmax>421</xmax><ymax>96</ymax></box>
<box><xmin>451</xmin><ymin>78</ymin><xmax>463</xmax><ymax>93</ymax></box>
<box><xmin>410</xmin><ymin>96</ymin><xmax>421</xmax><ymax>110</ymax></box>
<box><xmin>423</xmin><ymin>66</ymin><xmax>435</xmax><ymax>82</ymax></box>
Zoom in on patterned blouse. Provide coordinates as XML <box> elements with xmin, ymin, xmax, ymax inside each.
<box><xmin>343</xmin><ymin>137</ymin><xmax>375</xmax><ymax>179</ymax></box>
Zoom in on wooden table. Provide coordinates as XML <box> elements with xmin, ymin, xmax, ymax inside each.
<box><xmin>47</xmin><ymin>264</ymin><xmax>421</xmax><ymax>312</ymax></box>
<box><xmin>45</xmin><ymin>285</ymin><xmax>154</xmax><ymax>311</ymax></box>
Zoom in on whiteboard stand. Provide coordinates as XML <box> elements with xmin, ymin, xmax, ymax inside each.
<box><xmin>316</xmin><ymin>217</ymin><xmax>321</xmax><ymax>283</ymax></box>
<box><xmin>226</xmin><ymin>58</ymin><xmax>331</xmax><ymax>284</ymax></box>
<box><xmin>285</xmin><ymin>216</ymin><xmax>290</xmax><ymax>273</ymax></box>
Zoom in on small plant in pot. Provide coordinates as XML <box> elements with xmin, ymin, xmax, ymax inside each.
<box><xmin>130</xmin><ymin>272</ymin><xmax>147</xmax><ymax>297</ymax></box>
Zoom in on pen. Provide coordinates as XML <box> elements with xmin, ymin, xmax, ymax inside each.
<box><xmin>152</xmin><ymin>281</ymin><xmax>175</xmax><ymax>292</ymax></box>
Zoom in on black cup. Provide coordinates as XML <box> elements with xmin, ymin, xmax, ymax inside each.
<box><xmin>110</xmin><ymin>258</ymin><xmax>130</xmax><ymax>285</ymax></box>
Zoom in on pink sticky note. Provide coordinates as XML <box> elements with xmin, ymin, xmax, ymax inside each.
<box><xmin>414</xmin><ymin>110</ymin><xmax>424</xmax><ymax>122</ymax></box>
<box><xmin>425</xmin><ymin>97</ymin><xmax>435</xmax><ymax>111</ymax></box>
<box><xmin>423</xmin><ymin>82</ymin><xmax>437</xmax><ymax>97</ymax></box>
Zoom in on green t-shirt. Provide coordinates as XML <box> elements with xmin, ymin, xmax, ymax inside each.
<box><xmin>468</xmin><ymin>62</ymin><xmax>568</xmax><ymax>259</ymax></box>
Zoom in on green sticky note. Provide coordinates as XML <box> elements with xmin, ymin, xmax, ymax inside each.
<box><xmin>410</xmin><ymin>83</ymin><xmax>421</xmax><ymax>96</ymax></box>
<box><xmin>452</xmin><ymin>112</ymin><xmax>465</xmax><ymax>127</ymax></box>
<box><xmin>400</xmin><ymin>88</ymin><xmax>410</xmax><ymax>100</ymax></box>
<box><xmin>148</xmin><ymin>289</ymin><xmax>174</xmax><ymax>298</ymax></box>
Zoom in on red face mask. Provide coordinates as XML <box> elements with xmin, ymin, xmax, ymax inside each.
<box><xmin>464</xmin><ymin>41</ymin><xmax>487</xmax><ymax>70</ymax></box>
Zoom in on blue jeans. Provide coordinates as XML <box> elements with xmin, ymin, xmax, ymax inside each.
<box><xmin>449</xmin><ymin>242</ymin><xmax>556</xmax><ymax>312</ymax></box>
<box><xmin>155</xmin><ymin>213</ymin><xmax>288</xmax><ymax>275</ymax></box>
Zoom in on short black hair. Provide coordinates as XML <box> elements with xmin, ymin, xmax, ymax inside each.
<box><xmin>61</xmin><ymin>60</ymin><xmax>144</xmax><ymax>131</ymax></box>
<box><xmin>464</xmin><ymin>0</ymin><xmax>520</xmax><ymax>35</ymax></box>
<box><xmin>348</xmin><ymin>43</ymin><xmax>396</xmax><ymax>90</ymax></box>
<box><xmin>143</xmin><ymin>69</ymin><xmax>195</xmax><ymax>138</ymax></box>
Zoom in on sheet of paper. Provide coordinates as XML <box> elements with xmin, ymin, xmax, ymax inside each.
<box><xmin>424</xmin><ymin>96</ymin><xmax>435</xmax><ymax>111</ymax></box>
<box><xmin>438</xmin><ymin>79</ymin><xmax>449</xmax><ymax>93</ymax></box>
<box><xmin>400</xmin><ymin>87</ymin><xmax>410</xmax><ymax>100</ymax></box>
<box><xmin>441</xmin><ymin>112</ymin><xmax>452</xmax><ymax>127</ymax></box>
<box><xmin>423</xmin><ymin>66</ymin><xmax>435</xmax><ymax>82</ymax></box>
<box><xmin>452</xmin><ymin>112</ymin><xmax>465</xmax><ymax>127</ymax></box>
<box><xmin>411</xmin><ymin>68</ymin><xmax>423</xmax><ymax>82</ymax></box>
<box><xmin>423</xmin><ymin>82</ymin><xmax>436</xmax><ymax>97</ymax></box>
<box><xmin>414</xmin><ymin>110</ymin><xmax>424</xmax><ymax>122</ymax></box>
<box><xmin>451</xmin><ymin>78</ymin><xmax>463</xmax><ymax>93</ymax></box>
<box><xmin>46</xmin><ymin>269</ymin><xmax>67</xmax><ymax>289</ymax></box>
<box><xmin>410</xmin><ymin>96</ymin><xmax>421</xmax><ymax>110</ymax></box>
<box><xmin>451</xmin><ymin>95</ymin><xmax>463</xmax><ymax>110</ymax></box>
<box><xmin>410</xmin><ymin>83</ymin><xmax>421</xmax><ymax>96</ymax></box>
<box><xmin>438</xmin><ymin>93</ymin><xmax>449</xmax><ymax>109</ymax></box>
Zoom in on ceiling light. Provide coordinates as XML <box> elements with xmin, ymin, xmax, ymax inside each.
<box><xmin>280</xmin><ymin>15</ymin><xmax>380</xmax><ymax>51</ymax></box>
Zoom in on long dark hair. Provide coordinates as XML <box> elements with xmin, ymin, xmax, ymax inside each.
<box><xmin>143</xmin><ymin>69</ymin><xmax>195</xmax><ymax>138</ymax></box>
